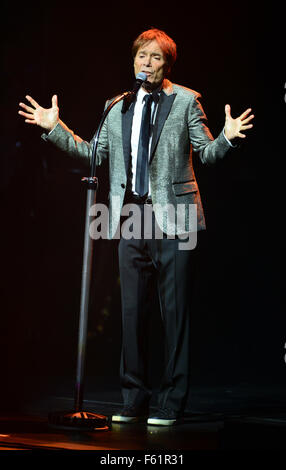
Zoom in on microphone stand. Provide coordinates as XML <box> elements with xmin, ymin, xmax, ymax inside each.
<box><xmin>48</xmin><ymin>91</ymin><xmax>131</xmax><ymax>431</ymax></box>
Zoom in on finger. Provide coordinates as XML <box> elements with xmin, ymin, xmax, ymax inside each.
<box><xmin>19</xmin><ymin>102</ymin><xmax>35</xmax><ymax>113</ymax></box>
<box><xmin>239</xmin><ymin>108</ymin><xmax>252</xmax><ymax>120</ymax></box>
<box><xmin>241</xmin><ymin>124</ymin><xmax>253</xmax><ymax>130</ymax></box>
<box><xmin>237</xmin><ymin>132</ymin><xmax>246</xmax><ymax>138</ymax></box>
<box><xmin>241</xmin><ymin>114</ymin><xmax>254</xmax><ymax>124</ymax></box>
<box><xmin>24</xmin><ymin>119</ymin><xmax>37</xmax><ymax>124</ymax></box>
<box><xmin>25</xmin><ymin>95</ymin><xmax>39</xmax><ymax>109</ymax></box>
<box><xmin>52</xmin><ymin>94</ymin><xmax>58</xmax><ymax>107</ymax></box>
<box><xmin>18</xmin><ymin>110</ymin><xmax>35</xmax><ymax>119</ymax></box>
<box><xmin>225</xmin><ymin>104</ymin><xmax>231</xmax><ymax>117</ymax></box>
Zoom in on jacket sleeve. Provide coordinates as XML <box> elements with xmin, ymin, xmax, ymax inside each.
<box><xmin>188</xmin><ymin>93</ymin><xmax>232</xmax><ymax>165</ymax></box>
<box><xmin>41</xmin><ymin>113</ymin><xmax>109</xmax><ymax>167</ymax></box>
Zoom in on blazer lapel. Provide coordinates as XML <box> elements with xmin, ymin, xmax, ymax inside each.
<box><xmin>150</xmin><ymin>90</ymin><xmax>176</xmax><ymax>161</ymax></box>
<box><xmin>121</xmin><ymin>99</ymin><xmax>135</xmax><ymax>173</ymax></box>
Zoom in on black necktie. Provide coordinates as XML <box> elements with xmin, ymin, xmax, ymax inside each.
<box><xmin>135</xmin><ymin>94</ymin><xmax>153</xmax><ymax>197</ymax></box>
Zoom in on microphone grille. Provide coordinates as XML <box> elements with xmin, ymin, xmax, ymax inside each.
<box><xmin>136</xmin><ymin>72</ymin><xmax>147</xmax><ymax>82</ymax></box>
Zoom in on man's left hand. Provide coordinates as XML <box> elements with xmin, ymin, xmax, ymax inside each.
<box><xmin>224</xmin><ymin>104</ymin><xmax>254</xmax><ymax>142</ymax></box>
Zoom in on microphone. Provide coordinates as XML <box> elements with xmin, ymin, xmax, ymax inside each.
<box><xmin>121</xmin><ymin>72</ymin><xmax>148</xmax><ymax>113</ymax></box>
<box><xmin>131</xmin><ymin>72</ymin><xmax>148</xmax><ymax>95</ymax></box>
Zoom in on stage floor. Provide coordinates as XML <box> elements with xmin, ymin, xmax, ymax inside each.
<box><xmin>1</xmin><ymin>381</ymin><xmax>286</xmax><ymax>453</ymax></box>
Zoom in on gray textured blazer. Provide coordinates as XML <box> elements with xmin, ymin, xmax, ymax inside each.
<box><xmin>42</xmin><ymin>79</ymin><xmax>232</xmax><ymax>238</ymax></box>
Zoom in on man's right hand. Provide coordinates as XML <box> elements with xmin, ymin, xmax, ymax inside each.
<box><xmin>18</xmin><ymin>94</ymin><xmax>59</xmax><ymax>132</ymax></box>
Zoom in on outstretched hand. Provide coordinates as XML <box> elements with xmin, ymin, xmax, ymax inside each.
<box><xmin>224</xmin><ymin>104</ymin><xmax>254</xmax><ymax>142</ymax></box>
<box><xmin>18</xmin><ymin>95</ymin><xmax>59</xmax><ymax>131</ymax></box>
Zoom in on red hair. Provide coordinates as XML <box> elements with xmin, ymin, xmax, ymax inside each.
<box><xmin>132</xmin><ymin>28</ymin><xmax>177</xmax><ymax>73</ymax></box>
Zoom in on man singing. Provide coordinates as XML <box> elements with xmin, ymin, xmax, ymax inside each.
<box><xmin>18</xmin><ymin>28</ymin><xmax>254</xmax><ymax>425</ymax></box>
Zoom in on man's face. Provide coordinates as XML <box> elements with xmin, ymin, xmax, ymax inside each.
<box><xmin>134</xmin><ymin>40</ymin><xmax>168</xmax><ymax>89</ymax></box>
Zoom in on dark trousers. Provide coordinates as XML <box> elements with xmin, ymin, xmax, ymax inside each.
<box><xmin>118</xmin><ymin>203</ymin><xmax>194</xmax><ymax>413</ymax></box>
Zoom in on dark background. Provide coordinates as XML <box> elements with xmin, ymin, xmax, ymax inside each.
<box><xmin>1</xmin><ymin>0</ymin><xmax>284</xmax><ymax>409</ymax></box>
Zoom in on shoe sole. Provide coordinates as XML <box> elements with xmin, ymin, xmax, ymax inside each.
<box><xmin>112</xmin><ymin>415</ymin><xmax>146</xmax><ymax>424</ymax></box>
<box><xmin>147</xmin><ymin>417</ymin><xmax>181</xmax><ymax>426</ymax></box>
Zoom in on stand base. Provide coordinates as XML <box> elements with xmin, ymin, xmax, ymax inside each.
<box><xmin>48</xmin><ymin>410</ymin><xmax>109</xmax><ymax>432</ymax></box>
